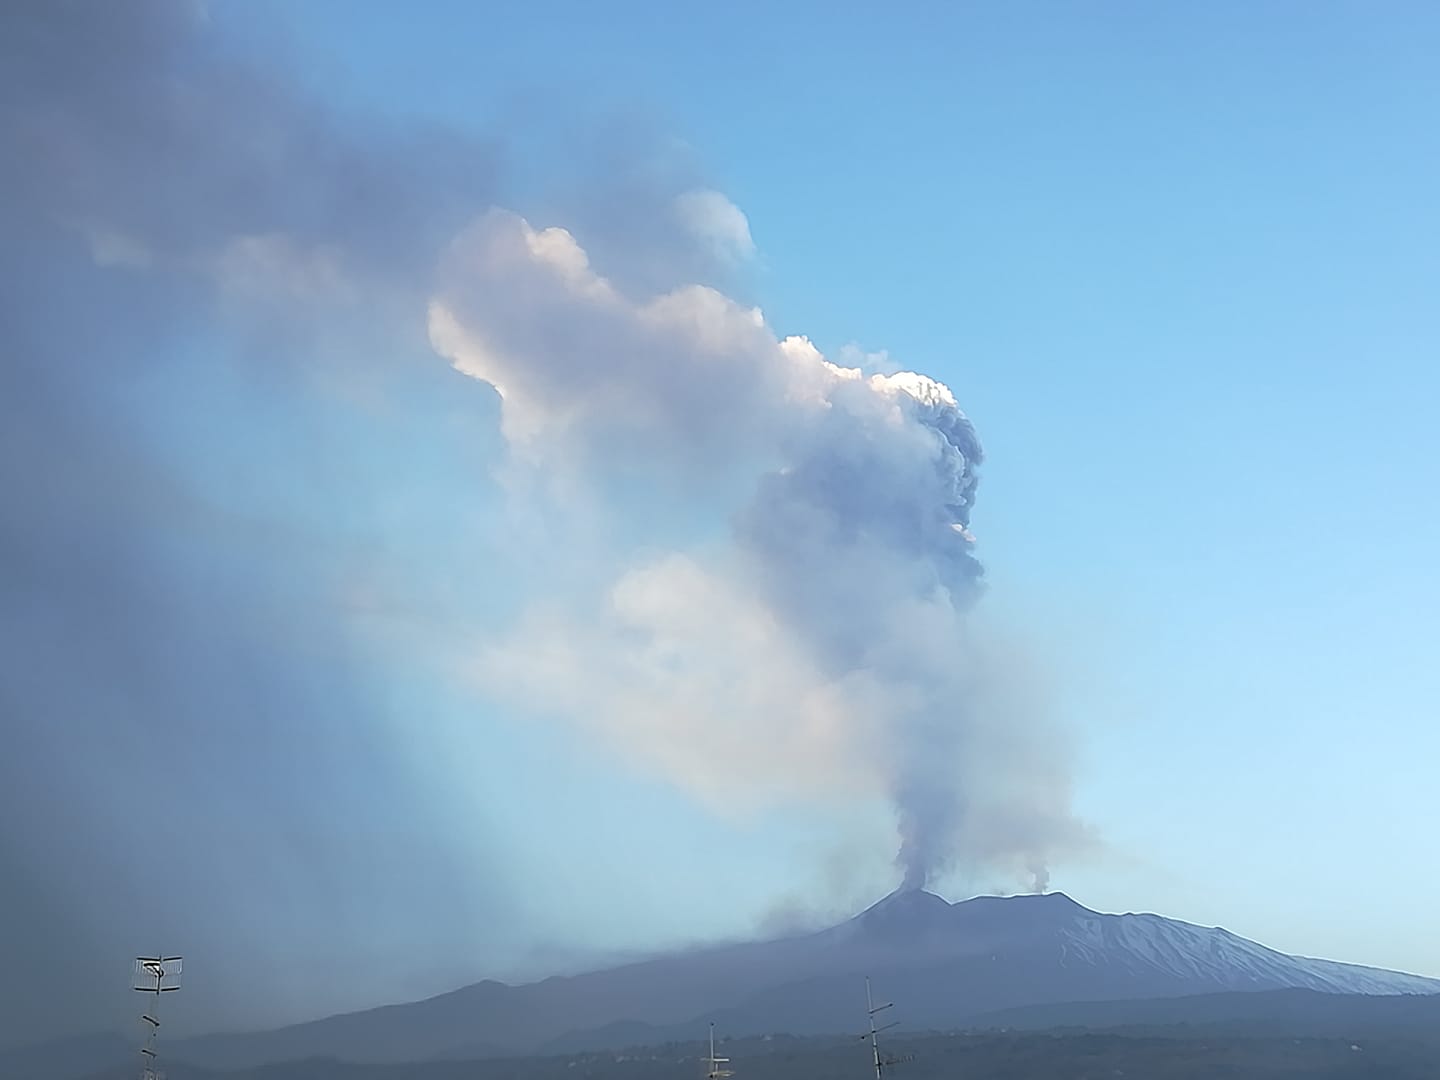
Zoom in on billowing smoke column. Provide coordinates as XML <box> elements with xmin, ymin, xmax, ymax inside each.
<box><xmin>431</xmin><ymin>212</ymin><xmax>1088</xmax><ymax>892</ymax></box>
<box><xmin>735</xmin><ymin>361</ymin><xmax>986</xmax><ymax>891</ymax></box>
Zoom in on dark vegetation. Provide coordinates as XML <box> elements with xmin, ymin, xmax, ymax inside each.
<box><xmin>20</xmin><ymin>1027</ymin><xmax>1440</xmax><ymax>1080</ymax></box>
<box><xmin>14</xmin><ymin>988</ymin><xmax>1440</xmax><ymax>1080</ymax></box>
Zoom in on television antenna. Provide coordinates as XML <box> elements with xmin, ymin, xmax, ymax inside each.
<box><xmin>705</xmin><ymin>1022</ymin><xmax>733</xmax><ymax>1080</ymax></box>
<box><xmin>859</xmin><ymin>977</ymin><xmax>912</xmax><ymax>1080</ymax></box>
<box><xmin>133</xmin><ymin>954</ymin><xmax>182</xmax><ymax>1080</ymax></box>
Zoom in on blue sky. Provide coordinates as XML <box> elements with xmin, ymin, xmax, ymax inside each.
<box><xmin>211</xmin><ymin>0</ymin><xmax>1440</xmax><ymax>972</ymax></box>
<box><xmin>4</xmin><ymin>0</ymin><xmax>1439</xmax><ymax>1042</ymax></box>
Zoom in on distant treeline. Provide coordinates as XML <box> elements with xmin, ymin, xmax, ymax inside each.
<box><xmin>39</xmin><ymin>1028</ymin><xmax>1440</xmax><ymax>1080</ymax></box>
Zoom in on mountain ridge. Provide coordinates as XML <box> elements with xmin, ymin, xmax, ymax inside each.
<box><xmin>36</xmin><ymin>890</ymin><xmax>1440</xmax><ymax>1070</ymax></box>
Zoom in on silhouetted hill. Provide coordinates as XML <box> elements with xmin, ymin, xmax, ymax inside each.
<box><xmin>24</xmin><ymin>891</ymin><xmax>1440</xmax><ymax>1071</ymax></box>
<box><xmin>0</xmin><ymin>1032</ymin><xmax>131</xmax><ymax>1079</ymax></box>
<box><xmin>967</xmin><ymin>985</ymin><xmax>1440</xmax><ymax>1041</ymax></box>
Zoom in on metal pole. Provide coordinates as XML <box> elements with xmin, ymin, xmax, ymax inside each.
<box><xmin>706</xmin><ymin>1022</ymin><xmax>733</xmax><ymax>1080</ymax></box>
<box><xmin>133</xmin><ymin>954</ymin><xmax>182</xmax><ymax>1080</ymax></box>
<box><xmin>861</xmin><ymin>977</ymin><xmax>904</xmax><ymax>1080</ymax></box>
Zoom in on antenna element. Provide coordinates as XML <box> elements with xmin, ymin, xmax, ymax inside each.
<box><xmin>132</xmin><ymin>954</ymin><xmax>182</xmax><ymax>1080</ymax></box>
<box><xmin>859</xmin><ymin>977</ymin><xmax>912</xmax><ymax>1080</ymax></box>
<box><xmin>706</xmin><ymin>1022</ymin><xmax>733</xmax><ymax>1080</ymax></box>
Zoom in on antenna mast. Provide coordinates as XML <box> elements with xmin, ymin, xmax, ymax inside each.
<box><xmin>860</xmin><ymin>977</ymin><xmax>910</xmax><ymax>1080</ymax></box>
<box><xmin>705</xmin><ymin>1022</ymin><xmax>733</xmax><ymax>1080</ymax></box>
<box><xmin>132</xmin><ymin>954</ymin><xmax>182</xmax><ymax>1080</ymax></box>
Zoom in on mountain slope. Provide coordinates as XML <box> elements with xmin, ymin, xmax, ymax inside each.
<box><xmin>163</xmin><ymin>890</ymin><xmax>1438</xmax><ymax>1066</ymax></box>
<box><xmin>966</xmin><ymin>985</ymin><xmax>1440</xmax><ymax>1039</ymax></box>
<box><xmin>0</xmin><ymin>1032</ymin><xmax>132</xmax><ymax>1080</ymax></box>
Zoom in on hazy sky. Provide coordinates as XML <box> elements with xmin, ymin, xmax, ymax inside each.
<box><xmin>4</xmin><ymin>0</ymin><xmax>1439</xmax><ymax>1047</ymax></box>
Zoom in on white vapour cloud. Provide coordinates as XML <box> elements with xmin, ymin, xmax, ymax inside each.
<box><xmin>429</xmin><ymin>210</ymin><xmax>790</xmax><ymax>458</ymax></box>
<box><xmin>430</xmin><ymin>208</ymin><xmax>1091</xmax><ymax>891</ymax></box>
<box><xmin>474</xmin><ymin>554</ymin><xmax>881</xmax><ymax>813</ymax></box>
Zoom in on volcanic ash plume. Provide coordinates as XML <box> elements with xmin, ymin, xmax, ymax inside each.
<box><xmin>431</xmin><ymin>211</ymin><xmax>1089</xmax><ymax>890</ymax></box>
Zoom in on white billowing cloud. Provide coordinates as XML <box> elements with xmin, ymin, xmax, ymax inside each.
<box><xmin>834</xmin><ymin>342</ymin><xmax>900</xmax><ymax>377</ymax></box>
<box><xmin>429</xmin><ymin>210</ymin><xmax>792</xmax><ymax>459</ymax></box>
<box><xmin>432</xmin><ymin>206</ymin><xmax>1091</xmax><ymax>892</ymax></box>
<box><xmin>673</xmin><ymin>188</ymin><xmax>756</xmax><ymax>265</ymax></box>
<box><xmin>476</xmin><ymin>553</ymin><xmax>882</xmax><ymax>814</ymax></box>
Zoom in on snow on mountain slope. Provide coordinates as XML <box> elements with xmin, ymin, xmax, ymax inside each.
<box><xmin>848</xmin><ymin>888</ymin><xmax>1438</xmax><ymax>995</ymax></box>
<box><xmin>1055</xmin><ymin>904</ymin><xmax>1438</xmax><ymax>995</ymax></box>
<box><xmin>160</xmin><ymin>889</ymin><xmax>1438</xmax><ymax>1065</ymax></box>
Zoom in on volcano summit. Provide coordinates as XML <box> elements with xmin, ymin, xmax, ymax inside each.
<box><xmin>151</xmin><ymin>891</ymin><xmax>1438</xmax><ymax>1068</ymax></box>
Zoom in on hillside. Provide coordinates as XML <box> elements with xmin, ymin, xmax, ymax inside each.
<box><xmin>144</xmin><ymin>889</ymin><xmax>1437</xmax><ymax>1066</ymax></box>
<box><xmin>38</xmin><ymin>1029</ymin><xmax>1440</xmax><ymax>1080</ymax></box>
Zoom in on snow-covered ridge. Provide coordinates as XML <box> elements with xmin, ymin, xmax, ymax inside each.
<box><xmin>1057</xmin><ymin>909</ymin><xmax>1438</xmax><ymax>995</ymax></box>
<box><xmin>850</xmin><ymin>889</ymin><xmax>1439</xmax><ymax>997</ymax></box>
<box><xmin>149</xmin><ymin>888</ymin><xmax>1437</xmax><ymax>1065</ymax></box>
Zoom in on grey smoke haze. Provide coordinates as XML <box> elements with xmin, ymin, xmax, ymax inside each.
<box><xmin>0</xmin><ymin>0</ymin><xmax>783</xmax><ymax>1045</ymax></box>
<box><xmin>0</xmin><ymin>0</ymin><xmax>519</xmax><ymax>1044</ymax></box>
<box><xmin>733</xmin><ymin>365</ymin><xmax>987</xmax><ymax>892</ymax></box>
<box><xmin>1</xmin><ymin>0</ymin><xmax>1088</xmax><ymax>1046</ymax></box>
